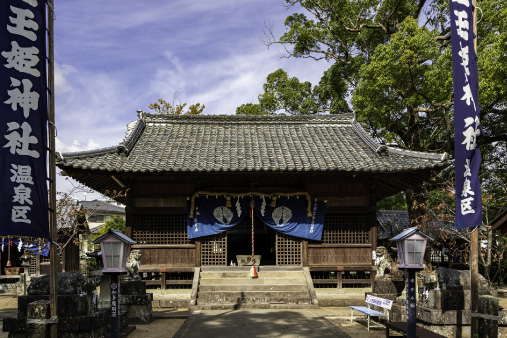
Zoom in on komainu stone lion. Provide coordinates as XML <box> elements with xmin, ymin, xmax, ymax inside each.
<box><xmin>375</xmin><ymin>246</ymin><xmax>397</xmax><ymax>278</ymax></box>
<box><xmin>126</xmin><ymin>250</ymin><xmax>142</xmax><ymax>280</ymax></box>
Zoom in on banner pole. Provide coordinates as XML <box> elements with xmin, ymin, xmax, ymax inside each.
<box><xmin>470</xmin><ymin>1</ymin><xmax>479</xmax><ymax>337</ymax></box>
<box><xmin>470</xmin><ymin>228</ymin><xmax>479</xmax><ymax>337</ymax></box>
<box><xmin>47</xmin><ymin>0</ymin><xmax>58</xmax><ymax>337</ymax></box>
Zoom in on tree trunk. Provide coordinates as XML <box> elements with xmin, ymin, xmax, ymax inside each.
<box><xmin>405</xmin><ymin>185</ymin><xmax>428</xmax><ymax>227</ymax></box>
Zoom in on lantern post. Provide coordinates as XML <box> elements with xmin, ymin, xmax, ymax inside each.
<box><xmin>390</xmin><ymin>227</ymin><xmax>433</xmax><ymax>338</ymax></box>
<box><xmin>93</xmin><ymin>230</ymin><xmax>136</xmax><ymax>338</ymax></box>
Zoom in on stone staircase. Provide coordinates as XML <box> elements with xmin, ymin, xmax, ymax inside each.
<box><xmin>191</xmin><ymin>266</ymin><xmax>318</xmax><ymax>310</ymax></box>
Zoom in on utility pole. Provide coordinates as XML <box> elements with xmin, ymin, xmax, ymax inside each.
<box><xmin>47</xmin><ymin>1</ymin><xmax>58</xmax><ymax>337</ymax></box>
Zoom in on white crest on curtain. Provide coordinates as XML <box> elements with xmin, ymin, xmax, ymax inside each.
<box><xmin>236</xmin><ymin>197</ymin><xmax>242</xmax><ymax>217</ymax></box>
<box><xmin>272</xmin><ymin>206</ymin><xmax>292</xmax><ymax>227</ymax></box>
<box><xmin>260</xmin><ymin>196</ymin><xmax>266</xmax><ymax>216</ymax></box>
<box><xmin>214</xmin><ymin>206</ymin><xmax>233</xmax><ymax>225</ymax></box>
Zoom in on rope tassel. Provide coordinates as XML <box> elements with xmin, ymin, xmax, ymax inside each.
<box><xmin>250</xmin><ymin>199</ymin><xmax>258</xmax><ymax>278</ymax></box>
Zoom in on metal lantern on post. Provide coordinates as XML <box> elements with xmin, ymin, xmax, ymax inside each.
<box><xmin>93</xmin><ymin>230</ymin><xmax>136</xmax><ymax>338</ymax></box>
<box><xmin>390</xmin><ymin>227</ymin><xmax>433</xmax><ymax>338</ymax></box>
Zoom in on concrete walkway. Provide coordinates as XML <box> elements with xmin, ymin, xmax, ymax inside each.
<box><xmin>172</xmin><ymin>307</ymin><xmax>389</xmax><ymax>338</ymax></box>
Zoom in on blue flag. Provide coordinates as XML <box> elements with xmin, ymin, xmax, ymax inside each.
<box><xmin>0</xmin><ymin>1</ymin><xmax>49</xmax><ymax>238</ymax></box>
<box><xmin>449</xmin><ymin>0</ymin><xmax>483</xmax><ymax>229</ymax></box>
<box><xmin>187</xmin><ymin>195</ymin><xmax>325</xmax><ymax>240</ymax></box>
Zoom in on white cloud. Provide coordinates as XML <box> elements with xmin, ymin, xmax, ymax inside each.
<box><xmin>54</xmin><ymin>63</ymin><xmax>77</xmax><ymax>94</ymax></box>
<box><xmin>52</xmin><ymin>0</ymin><xmax>331</xmax><ymax>198</ymax></box>
<box><xmin>55</xmin><ymin>137</ymin><xmax>101</xmax><ymax>153</ymax></box>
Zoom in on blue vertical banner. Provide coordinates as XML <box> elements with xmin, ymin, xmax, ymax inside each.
<box><xmin>0</xmin><ymin>1</ymin><xmax>49</xmax><ymax>238</ymax></box>
<box><xmin>449</xmin><ymin>0</ymin><xmax>482</xmax><ymax>229</ymax></box>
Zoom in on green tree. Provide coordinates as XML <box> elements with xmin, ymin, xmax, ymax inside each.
<box><xmin>91</xmin><ymin>215</ymin><xmax>126</xmax><ymax>241</ymax></box>
<box><xmin>247</xmin><ymin>0</ymin><xmax>507</xmax><ymax>222</ymax></box>
<box><xmin>237</xmin><ymin>69</ymin><xmax>319</xmax><ymax>115</ymax></box>
<box><xmin>149</xmin><ymin>98</ymin><xmax>205</xmax><ymax>115</ymax></box>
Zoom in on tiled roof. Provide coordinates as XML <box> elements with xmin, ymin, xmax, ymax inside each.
<box><xmin>57</xmin><ymin>113</ymin><xmax>450</xmax><ymax>174</ymax></box>
<box><xmin>80</xmin><ymin>200</ymin><xmax>125</xmax><ymax>214</ymax></box>
<box><xmin>377</xmin><ymin>210</ymin><xmax>456</xmax><ymax>240</ymax></box>
<box><xmin>377</xmin><ymin>210</ymin><xmax>412</xmax><ymax>239</ymax></box>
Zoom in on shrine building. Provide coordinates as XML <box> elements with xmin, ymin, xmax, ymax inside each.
<box><xmin>57</xmin><ymin>112</ymin><xmax>449</xmax><ymax>292</ymax></box>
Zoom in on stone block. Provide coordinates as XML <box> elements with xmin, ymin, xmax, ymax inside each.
<box><xmin>2</xmin><ymin>317</ymin><xmax>27</xmax><ymax>333</ymax></box>
<box><xmin>434</xmin><ymin>267</ymin><xmax>489</xmax><ymax>290</ymax></box>
<box><xmin>27</xmin><ymin>300</ymin><xmax>50</xmax><ymax>319</ymax></box>
<box><xmin>120</xmin><ymin>294</ymin><xmax>153</xmax><ymax>305</ymax></box>
<box><xmin>18</xmin><ymin>294</ymin><xmax>93</xmax><ymax>318</ymax></box>
<box><xmin>417</xmin><ymin>305</ymin><xmax>471</xmax><ymax>325</ymax></box>
<box><xmin>372</xmin><ymin>278</ymin><xmax>404</xmax><ymax>296</ymax></box>
<box><xmin>58</xmin><ymin>310</ymin><xmax>109</xmax><ymax>332</ymax></box>
<box><xmin>478</xmin><ymin>295</ymin><xmax>499</xmax><ymax>338</ymax></box>
<box><xmin>27</xmin><ymin>271</ymin><xmax>98</xmax><ymax>296</ymax></box>
<box><xmin>122</xmin><ymin>303</ymin><xmax>154</xmax><ymax>324</ymax></box>
<box><xmin>120</xmin><ymin>280</ymin><xmax>146</xmax><ymax>295</ymax></box>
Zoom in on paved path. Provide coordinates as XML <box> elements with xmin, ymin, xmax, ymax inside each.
<box><xmin>173</xmin><ymin>308</ymin><xmax>388</xmax><ymax>338</ymax></box>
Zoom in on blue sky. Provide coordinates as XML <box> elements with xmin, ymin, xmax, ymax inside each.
<box><xmin>53</xmin><ymin>1</ymin><xmax>331</xmax><ymax>199</ymax></box>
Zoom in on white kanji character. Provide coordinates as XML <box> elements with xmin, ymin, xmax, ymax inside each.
<box><xmin>458</xmin><ymin>44</ymin><xmax>470</xmax><ymax>77</ymax></box>
<box><xmin>2</xmin><ymin>41</ymin><xmax>40</xmax><ymax>77</ymax></box>
<box><xmin>13</xmin><ymin>184</ymin><xmax>32</xmax><ymax>205</ymax></box>
<box><xmin>460</xmin><ymin>83</ymin><xmax>476</xmax><ymax>110</ymax></box>
<box><xmin>4</xmin><ymin>121</ymin><xmax>40</xmax><ymax>158</ymax></box>
<box><xmin>10</xmin><ymin>164</ymin><xmax>34</xmax><ymax>184</ymax></box>
<box><xmin>7</xmin><ymin>6</ymin><xmax>38</xmax><ymax>41</ymax></box>
<box><xmin>22</xmin><ymin>0</ymin><xmax>38</xmax><ymax>6</ymax></box>
<box><xmin>454</xmin><ymin>10</ymin><xmax>469</xmax><ymax>41</ymax></box>
<box><xmin>4</xmin><ymin>77</ymin><xmax>40</xmax><ymax>118</ymax></box>
<box><xmin>462</xmin><ymin>116</ymin><xmax>480</xmax><ymax>150</ymax></box>
<box><xmin>464</xmin><ymin>159</ymin><xmax>471</xmax><ymax>177</ymax></box>
<box><xmin>451</xmin><ymin>0</ymin><xmax>470</xmax><ymax>6</ymax></box>
<box><xmin>11</xmin><ymin>206</ymin><xmax>31</xmax><ymax>223</ymax></box>
<box><xmin>461</xmin><ymin>197</ymin><xmax>475</xmax><ymax>215</ymax></box>
<box><xmin>461</xmin><ymin>178</ymin><xmax>475</xmax><ymax>197</ymax></box>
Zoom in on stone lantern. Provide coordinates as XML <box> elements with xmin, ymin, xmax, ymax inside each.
<box><xmin>93</xmin><ymin>229</ymin><xmax>135</xmax><ymax>273</ymax></box>
<box><xmin>93</xmin><ymin>230</ymin><xmax>136</xmax><ymax>338</ymax></box>
<box><xmin>390</xmin><ymin>227</ymin><xmax>432</xmax><ymax>270</ymax></box>
<box><xmin>390</xmin><ymin>227</ymin><xmax>432</xmax><ymax>338</ymax></box>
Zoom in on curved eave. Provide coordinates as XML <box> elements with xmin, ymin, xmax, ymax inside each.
<box><xmin>58</xmin><ymin>162</ymin><xmax>450</xmax><ymax>204</ymax></box>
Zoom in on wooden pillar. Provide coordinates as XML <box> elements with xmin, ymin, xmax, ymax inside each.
<box><xmin>125</xmin><ymin>187</ymin><xmax>133</xmax><ymax>239</ymax></box>
<box><xmin>47</xmin><ymin>2</ymin><xmax>58</xmax><ymax>336</ymax></box>
<box><xmin>302</xmin><ymin>240</ymin><xmax>308</xmax><ymax>267</ymax></box>
<box><xmin>370</xmin><ymin>178</ymin><xmax>377</xmax><ymax>284</ymax></box>
<box><xmin>160</xmin><ymin>272</ymin><xmax>166</xmax><ymax>290</ymax></box>
<box><xmin>194</xmin><ymin>240</ymin><xmax>201</xmax><ymax>267</ymax></box>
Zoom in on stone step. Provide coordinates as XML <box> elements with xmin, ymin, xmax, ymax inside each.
<box><xmin>200</xmin><ymin>271</ymin><xmax>305</xmax><ymax>279</ymax></box>
<box><xmin>194</xmin><ymin>303</ymin><xmax>317</xmax><ymax>310</ymax></box>
<box><xmin>199</xmin><ymin>278</ymin><xmax>305</xmax><ymax>285</ymax></box>
<box><xmin>196</xmin><ymin>297</ymin><xmax>311</xmax><ymax>305</ymax></box>
<box><xmin>198</xmin><ymin>284</ymin><xmax>308</xmax><ymax>292</ymax></box>
<box><xmin>197</xmin><ymin>290</ymin><xmax>310</xmax><ymax>301</ymax></box>
<box><xmin>200</xmin><ymin>266</ymin><xmax>303</xmax><ymax>272</ymax></box>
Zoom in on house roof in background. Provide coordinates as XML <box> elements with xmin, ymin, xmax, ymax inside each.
<box><xmin>492</xmin><ymin>209</ymin><xmax>507</xmax><ymax>235</ymax></box>
<box><xmin>80</xmin><ymin>200</ymin><xmax>125</xmax><ymax>214</ymax></box>
<box><xmin>377</xmin><ymin>210</ymin><xmax>457</xmax><ymax>241</ymax></box>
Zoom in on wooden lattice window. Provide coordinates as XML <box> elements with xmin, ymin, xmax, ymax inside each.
<box><xmin>132</xmin><ymin>214</ymin><xmax>190</xmax><ymax>245</ymax></box>
<box><xmin>276</xmin><ymin>233</ymin><xmax>301</xmax><ymax>266</ymax></box>
<box><xmin>29</xmin><ymin>256</ymin><xmax>37</xmax><ymax>275</ymax></box>
<box><xmin>319</xmin><ymin>213</ymin><xmax>372</xmax><ymax>244</ymax></box>
<box><xmin>201</xmin><ymin>233</ymin><xmax>227</xmax><ymax>266</ymax></box>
